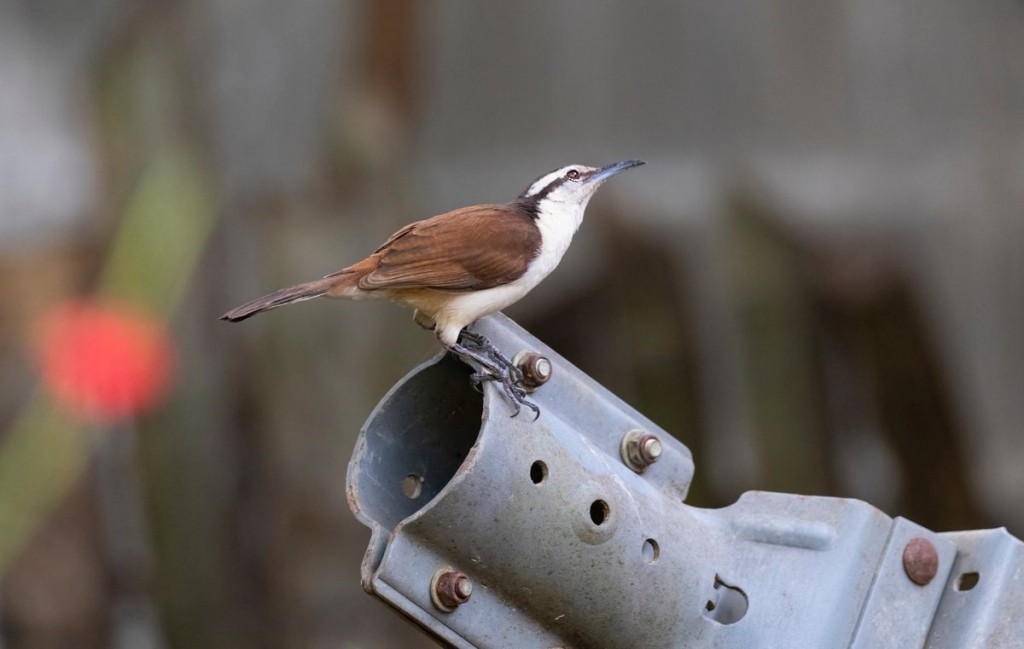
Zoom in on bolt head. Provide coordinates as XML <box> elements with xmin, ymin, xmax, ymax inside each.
<box><xmin>641</xmin><ymin>436</ymin><xmax>663</xmax><ymax>461</ymax></box>
<box><xmin>533</xmin><ymin>357</ymin><xmax>552</xmax><ymax>381</ymax></box>
<box><xmin>902</xmin><ymin>537</ymin><xmax>939</xmax><ymax>586</ymax></box>
<box><xmin>455</xmin><ymin>575</ymin><xmax>473</xmax><ymax>599</ymax></box>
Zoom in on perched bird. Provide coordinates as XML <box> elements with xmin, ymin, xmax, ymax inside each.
<box><xmin>221</xmin><ymin>159</ymin><xmax>645</xmax><ymax>416</ymax></box>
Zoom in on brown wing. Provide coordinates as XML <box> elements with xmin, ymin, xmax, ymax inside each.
<box><xmin>345</xmin><ymin>204</ymin><xmax>541</xmax><ymax>292</ymax></box>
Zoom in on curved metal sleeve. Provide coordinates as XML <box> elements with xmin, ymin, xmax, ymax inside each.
<box><xmin>347</xmin><ymin>314</ymin><xmax>695</xmax><ymax>647</ymax></box>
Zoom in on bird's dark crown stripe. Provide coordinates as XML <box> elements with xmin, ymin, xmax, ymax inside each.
<box><xmin>514</xmin><ymin>174</ymin><xmax>567</xmax><ymax>218</ymax></box>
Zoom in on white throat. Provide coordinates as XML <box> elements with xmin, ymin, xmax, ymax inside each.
<box><xmin>530</xmin><ymin>196</ymin><xmax>590</xmax><ymax>279</ymax></box>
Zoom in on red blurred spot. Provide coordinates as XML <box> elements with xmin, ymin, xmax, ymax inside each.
<box><xmin>34</xmin><ymin>300</ymin><xmax>175</xmax><ymax>423</ymax></box>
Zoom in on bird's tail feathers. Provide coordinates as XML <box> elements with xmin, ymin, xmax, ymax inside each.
<box><xmin>220</xmin><ymin>277</ymin><xmax>340</xmax><ymax>322</ymax></box>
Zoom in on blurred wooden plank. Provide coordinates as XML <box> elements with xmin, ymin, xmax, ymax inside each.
<box><xmin>723</xmin><ymin>197</ymin><xmax>835</xmax><ymax>496</ymax></box>
<box><xmin>817</xmin><ymin>248</ymin><xmax>988</xmax><ymax>531</ymax></box>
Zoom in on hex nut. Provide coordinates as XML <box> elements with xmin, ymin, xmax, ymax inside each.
<box><xmin>430</xmin><ymin>568</ymin><xmax>473</xmax><ymax>612</ymax></box>
<box><xmin>514</xmin><ymin>351</ymin><xmax>553</xmax><ymax>390</ymax></box>
<box><xmin>620</xmin><ymin>429</ymin><xmax>663</xmax><ymax>473</ymax></box>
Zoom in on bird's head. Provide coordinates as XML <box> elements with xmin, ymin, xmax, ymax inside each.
<box><xmin>515</xmin><ymin>160</ymin><xmax>645</xmax><ymax>219</ymax></box>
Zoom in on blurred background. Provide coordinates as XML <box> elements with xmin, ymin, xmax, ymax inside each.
<box><xmin>1</xmin><ymin>0</ymin><xmax>1023</xmax><ymax>646</ymax></box>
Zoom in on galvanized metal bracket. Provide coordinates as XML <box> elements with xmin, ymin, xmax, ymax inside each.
<box><xmin>346</xmin><ymin>313</ymin><xmax>1024</xmax><ymax>648</ymax></box>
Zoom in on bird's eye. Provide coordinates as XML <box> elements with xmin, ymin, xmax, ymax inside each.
<box><xmin>566</xmin><ymin>169</ymin><xmax>580</xmax><ymax>180</ymax></box>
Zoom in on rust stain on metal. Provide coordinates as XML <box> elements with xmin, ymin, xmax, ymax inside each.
<box><xmin>346</xmin><ymin>482</ymin><xmax>361</xmax><ymax>515</ymax></box>
<box><xmin>902</xmin><ymin>537</ymin><xmax>939</xmax><ymax>585</ymax></box>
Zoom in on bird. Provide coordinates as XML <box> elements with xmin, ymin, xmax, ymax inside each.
<box><xmin>221</xmin><ymin>159</ymin><xmax>646</xmax><ymax>417</ymax></box>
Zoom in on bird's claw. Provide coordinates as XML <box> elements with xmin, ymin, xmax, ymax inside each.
<box><xmin>453</xmin><ymin>330</ymin><xmax>540</xmax><ymax>419</ymax></box>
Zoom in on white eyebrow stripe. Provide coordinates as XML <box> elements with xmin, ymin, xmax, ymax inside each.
<box><xmin>525</xmin><ymin>168</ymin><xmax>571</xmax><ymax>197</ymax></box>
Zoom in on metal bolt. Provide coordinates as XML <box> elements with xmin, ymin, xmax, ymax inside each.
<box><xmin>514</xmin><ymin>351</ymin><xmax>552</xmax><ymax>390</ymax></box>
<box><xmin>620</xmin><ymin>429</ymin><xmax>663</xmax><ymax>473</ymax></box>
<box><xmin>430</xmin><ymin>568</ymin><xmax>473</xmax><ymax>612</ymax></box>
<box><xmin>902</xmin><ymin>537</ymin><xmax>939</xmax><ymax>586</ymax></box>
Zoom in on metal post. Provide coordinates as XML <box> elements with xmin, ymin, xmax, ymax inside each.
<box><xmin>346</xmin><ymin>314</ymin><xmax>1024</xmax><ymax>648</ymax></box>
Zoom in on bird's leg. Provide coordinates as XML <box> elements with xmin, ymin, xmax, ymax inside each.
<box><xmin>412</xmin><ymin>309</ymin><xmax>436</xmax><ymax>331</ymax></box>
<box><xmin>450</xmin><ymin>331</ymin><xmax>539</xmax><ymax>420</ymax></box>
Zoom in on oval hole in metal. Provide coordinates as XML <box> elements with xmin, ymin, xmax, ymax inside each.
<box><xmin>642</xmin><ymin>538</ymin><xmax>660</xmax><ymax>564</ymax></box>
<box><xmin>530</xmin><ymin>460</ymin><xmax>548</xmax><ymax>485</ymax></box>
<box><xmin>402</xmin><ymin>474</ymin><xmax>423</xmax><ymax>499</ymax></box>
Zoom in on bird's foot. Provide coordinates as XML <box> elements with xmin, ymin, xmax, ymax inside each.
<box><xmin>451</xmin><ymin>333</ymin><xmax>540</xmax><ymax>420</ymax></box>
<box><xmin>458</xmin><ymin>329</ymin><xmax>524</xmax><ymax>380</ymax></box>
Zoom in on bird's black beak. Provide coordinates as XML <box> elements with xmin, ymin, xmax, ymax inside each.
<box><xmin>589</xmin><ymin>159</ymin><xmax>646</xmax><ymax>184</ymax></box>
